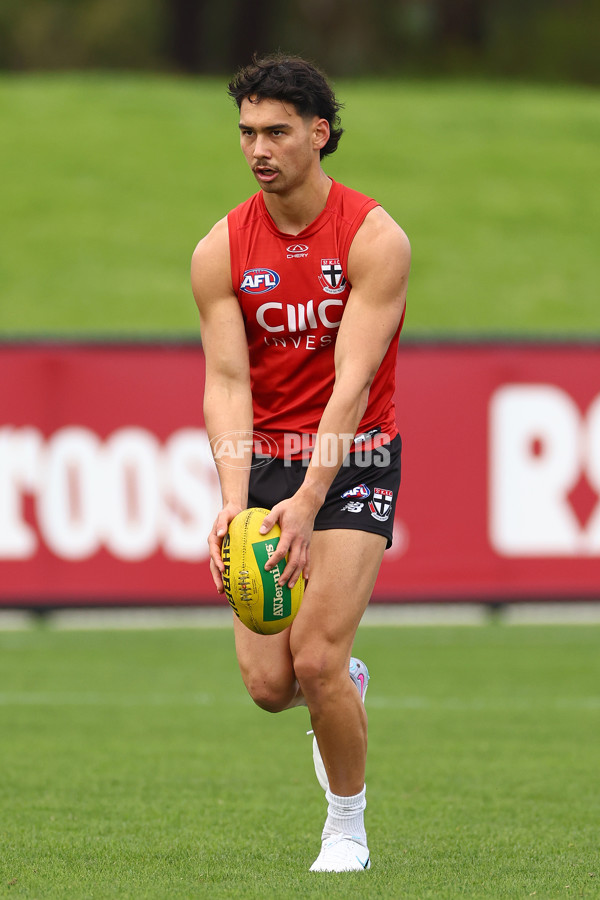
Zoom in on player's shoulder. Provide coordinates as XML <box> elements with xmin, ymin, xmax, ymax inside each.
<box><xmin>192</xmin><ymin>216</ymin><xmax>229</xmax><ymax>264</ymax></box>
<box><xmin>353</xmin><ymin>205</ymin><xmax>411</xmax><ymax>261</ymax></box>
<box><xmin>191</xmin><ymin>217</ymin><xmax>233</xmax><ymax>305</ymax></box>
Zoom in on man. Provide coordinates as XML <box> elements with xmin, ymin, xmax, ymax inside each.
<box><xmin>191</xmin><ymin>53</ymin><xmax>410</xmax><ymax>872</ymax></box>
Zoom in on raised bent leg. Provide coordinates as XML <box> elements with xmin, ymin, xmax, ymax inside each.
<box><xmin>232</xmin><ymin>613</ymin><xmax>302</xmax><ymax>712</ymax></box>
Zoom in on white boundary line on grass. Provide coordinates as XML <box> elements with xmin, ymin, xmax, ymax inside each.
<box><xmin>2</xmin><ymin>602</ymin><xmax>600</xmax><ymax>630</ymax></box>
<box><xmin>0</xmin><ymin>690</ymin><xmax>598</xmax><ymax>711</ymax></box>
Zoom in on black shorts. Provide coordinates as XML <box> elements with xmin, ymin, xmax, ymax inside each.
<box><xmin>248</xmin><ymin>434</ymin><xmax>401</xmax><ymax>549</ymax></box>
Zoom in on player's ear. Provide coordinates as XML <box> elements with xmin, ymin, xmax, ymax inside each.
<box><xmin>313</xmin><ymin>118</ymin><xmax>330</xmax><ymax>152</ymax></box>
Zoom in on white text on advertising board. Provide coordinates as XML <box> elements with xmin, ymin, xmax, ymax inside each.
<box><xmin>489</xmin><ymin>385</ymin><xmax>600</xmax><ymax>556</ymax></box>
<box><xmin>0</xmin><ymin>426</ymin><xmax>220</xmax><ymax>561</ymax></box>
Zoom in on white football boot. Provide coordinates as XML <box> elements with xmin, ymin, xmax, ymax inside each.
<box><xmin>309</xmin><ymin>834</ymin><xmax>371</xmax><ymax>872</ymax></box>
<box><xmin>312</xmin><ymin>657</ymin><xmax>370</xmax><ymax>792</ymax></box>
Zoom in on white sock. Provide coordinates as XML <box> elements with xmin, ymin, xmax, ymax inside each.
<box><xmin>322</xmin><ymin>785</ymin><xmax>367</xmax><ymax>846</ymax></box>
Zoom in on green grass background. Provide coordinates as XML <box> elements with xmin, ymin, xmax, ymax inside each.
<box><xmin>1</xmin><ymin>74</ymin><xmax>599</xmax><ymax>336</ymax></box>
<box><xmin>1</xmin><ymin>624</ymin><xmax>599</xmax><ymax>899</ymax></box>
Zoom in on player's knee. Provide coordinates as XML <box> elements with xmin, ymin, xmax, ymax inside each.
<box><xmin>244</xmin><ymin>675</ymin><xmax>292</xmax><ymax>713</ymax></box>
<box><xmin>293</xmin><ymin>648</ymin><xmax>337</xmax><ymax>701</ymax></box>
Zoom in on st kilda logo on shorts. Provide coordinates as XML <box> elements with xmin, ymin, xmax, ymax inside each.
<box><xmin>369</xmin><ymin>488</ymin><xmax>393</xmax><ymax>522</ymax></box>
<box><xmin>319</xmin><ymin>258</ymin><xmax>346</xmax><ymax>295</ymax></box>
<box><xmin>240</xmin><ymin>268</ymin><xmax>280</xmax><ymax>293</ymax></box>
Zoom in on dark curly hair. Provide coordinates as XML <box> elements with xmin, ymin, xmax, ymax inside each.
<box><xmin>227</xmin><ymin>53</ymin><xmax>344</xmax><ymax>159</ymax></box>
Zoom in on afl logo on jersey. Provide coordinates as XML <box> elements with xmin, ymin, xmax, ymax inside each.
<box><xmin>240</xmin><ymin>268</ymin><xmax>280</xmax><ymax>293</ymax></box>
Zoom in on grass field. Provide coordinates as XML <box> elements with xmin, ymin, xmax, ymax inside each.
<box><xmin>1</xmin><ymin>623</ymin><xmax>599</xmax><ymax>899</ymax></box>
<box><xmin>1</xmin><ymin>75</ymin><xmax>599</xmax><ymax>336</ymax></box>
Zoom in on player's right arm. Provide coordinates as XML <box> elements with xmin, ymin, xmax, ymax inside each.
<box><xmin>191</xmin><ymin>217</ymin><xmax>253</xmax><ymax>592</ymax></box>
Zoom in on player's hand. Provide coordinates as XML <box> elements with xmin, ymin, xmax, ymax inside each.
<box><xmin>260</xmin><ymin>495</ymin><xmax>317</xmax><ymax>589</ymax></box>
<box><xmin>208</xmin><ymin>503</ymin><xmax>243</xmax><ymax>593</ymax></box>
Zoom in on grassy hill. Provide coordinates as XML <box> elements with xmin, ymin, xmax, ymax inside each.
<box><xmin>1</xmin><ymin>74</ymin><xmax>598</xmax><ymax>336</ymax></box>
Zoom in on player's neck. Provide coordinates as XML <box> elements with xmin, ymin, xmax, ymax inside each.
<box><xmin>263</xmin><ymin>170</ymin><xmax>332</xmax><ymax>236</ymax></box>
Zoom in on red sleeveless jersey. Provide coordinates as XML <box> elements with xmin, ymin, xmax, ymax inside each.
<box><xmin>227</xmin><ymin>178</ymin><xmax>403</xmax><ymax>458</ymax></box>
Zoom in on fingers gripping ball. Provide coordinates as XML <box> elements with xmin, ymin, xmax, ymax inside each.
<box><xmin>221</xmin><ymin>507</ymin><xmax>304</xmax><ymax>634</ymax></box>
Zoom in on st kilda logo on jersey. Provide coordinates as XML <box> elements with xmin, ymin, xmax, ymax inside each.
<box><xmin>319</xmin><ymin>258</ymin><xmax>347</xmax><ymax>295</ymax></box>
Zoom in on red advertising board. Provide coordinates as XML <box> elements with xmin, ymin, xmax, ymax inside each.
<box><xmin>1</xmin><ymin>341</ymin><xmax>599</xmax><ymax>606</ymax></box>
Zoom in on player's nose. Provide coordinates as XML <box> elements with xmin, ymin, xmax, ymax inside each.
<box><xmin>253</xmin><ymin>135</ymin><xmax>271</xmax><ymax>159</ymax></box>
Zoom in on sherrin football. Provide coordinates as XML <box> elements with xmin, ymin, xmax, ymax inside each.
<box><xmin>221</xmin><ymin>507</ymin><xmax>304</xmax><ymax>634</ymax></box>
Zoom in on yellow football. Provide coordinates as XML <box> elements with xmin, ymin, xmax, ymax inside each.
<box><xmin>221</xmin><ymin>507</ymin><xmax>304</xmax><ymax>634</ymax></box>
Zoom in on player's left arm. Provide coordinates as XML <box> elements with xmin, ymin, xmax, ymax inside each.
<box><xmin>261</xmin><ymin>206</ymin><xmax>411</xmax><ymax>585</ymax></box>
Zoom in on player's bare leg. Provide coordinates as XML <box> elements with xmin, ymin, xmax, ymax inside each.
<box><xmin>289</xmin><ymin>529</ymin><xmax>385</xmax><ymax>795</ymax></box>
<box><xmin>234</xmin><ymin>528</ymin><xmax>383</xmax><ymax>760</ymax></box>
<box><xmin>232</xmin><ymin>614</ymin><xmax>301</xmax><ymax>712</ymax></box>
<box><xmin>284</xmin><ymin>528</ymin><xmax>385</xmax><ymax>871</ymax></box>
<box><xmin>233</xmin><ymin>527</ymin><xmax>385</xmax><ymax>870</ymax></box>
